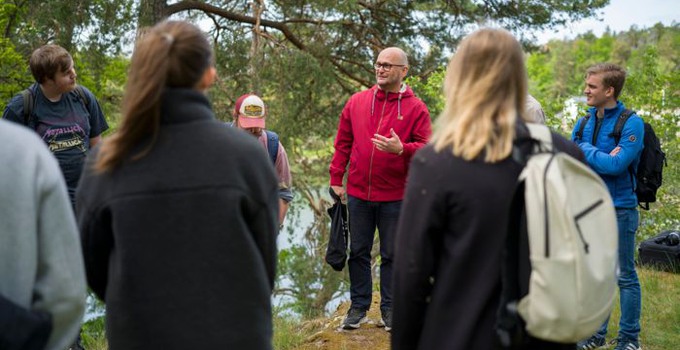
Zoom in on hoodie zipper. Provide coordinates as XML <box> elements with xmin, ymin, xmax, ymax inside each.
<box><xmin>367</xmin><ymin>90</ymin><xmax>389</xmax><ymax>200</ymax></box>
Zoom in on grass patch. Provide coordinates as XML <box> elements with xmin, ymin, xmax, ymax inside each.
<box><xmin>81</xmin><ymin>316</ymin><xmax>107</xmax><ymax>350</ymax></box>
<box><xmin>606</xmin><ymin>266</ymin><xmax>680</xmax><ymax>350</ymax></box>
<box><xmin>273</xmin><ymin>312</ymin><xmax>319</xmax><ymax>350</ymax></box>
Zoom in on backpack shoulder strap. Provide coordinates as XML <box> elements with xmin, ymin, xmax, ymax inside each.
<box><xmin>21</xmin><ymin>88</ymin><xmax>34</xmax><ymax>126</ymax></box>
<box><xmin>20</xmin><ymin>85</ymin><xmax>89</xmax><ymax>127</ymax></box>
<box><xmin>608</xmin><ymin>109</ymin><xmax>637</xmax><ymax>192</ymax></box>
<box><xmin>74</xmin><ymin>85</ymin><xmax>90</xmax><ymax>108</ymax></box>
<box><xmin>575</xmin><ymin>115</ymin><xmax>590</xmax><ymax>141</ymax></box>
<box><xmin>264</xmin><ymin>130</ymin><xmax>279</xmax><ymax>165</ymax></box>
<box><xmin>609</xmin><ymin>109</ymin><xmax>634</xmax><ymax>145</ymax></box>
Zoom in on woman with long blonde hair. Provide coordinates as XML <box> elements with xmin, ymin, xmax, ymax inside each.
<box><xmin>392</xmin><ymin>28</ymin><xmax>583</xmax><ymax>350</ymax></box>
<box><xmin>76</xmin><ymin>20</ymin><xmax>278</xmax><ymax>349</ymax></box>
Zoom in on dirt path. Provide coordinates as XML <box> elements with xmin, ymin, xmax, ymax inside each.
<box><xmin>294</xmin><ymin>292</ymin><xmax>391</xmax><ymax>350</ymax></box>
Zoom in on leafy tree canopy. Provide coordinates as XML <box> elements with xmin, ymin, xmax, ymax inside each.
<box><xmin>150</xmin><ymin>0</ymin><xmax>609</xmax><ymax>88</ymax></box>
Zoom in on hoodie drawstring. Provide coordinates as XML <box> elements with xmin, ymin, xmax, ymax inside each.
<box><xmin>371</xmin><ymin>85</ymin><xmax>405</xmax><ymax>119</ymax></box>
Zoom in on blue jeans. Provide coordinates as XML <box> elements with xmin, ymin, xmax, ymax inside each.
<box><xmin>595</xmin><ymin>208</ymin><xmax>641</xmax><ymax>342</ymax></box>
<box><xmin>347</xmin><ymin>195</ymin><xmax>401</xmax><ymax>311</ymax></box>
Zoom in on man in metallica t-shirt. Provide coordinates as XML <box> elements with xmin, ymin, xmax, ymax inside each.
<box><xmin>2</xmin><ymin>44</ymin><xmax>108</xmax><ymax>207</ymax></box>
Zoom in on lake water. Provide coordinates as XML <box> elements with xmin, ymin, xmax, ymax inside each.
<box><xmin>276</xmin><ymin>190</ymin><xmax>351</xmax><ymax>316</ymax></box>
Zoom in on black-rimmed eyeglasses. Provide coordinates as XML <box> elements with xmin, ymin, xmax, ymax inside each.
<box><xmin>374</xmin><ymin>63</ymin><xmax>406</xmax><ymax>71</ymax></box>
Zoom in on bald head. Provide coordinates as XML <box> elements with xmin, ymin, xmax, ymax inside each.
<box><xmin>375</xmin><ymin>47</ymin><xmax>409</xmax><ymax>92</ymax></box>
<box><xmin>378</xmin><ymin>47</ymin><xmax>408</xmax><ymax>66</ymax></box>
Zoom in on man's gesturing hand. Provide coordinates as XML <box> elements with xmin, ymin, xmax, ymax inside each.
<box><xmin>371</xmin><ymin>128</ymin><xmax>404</xmax><ymax>155</ymax></box>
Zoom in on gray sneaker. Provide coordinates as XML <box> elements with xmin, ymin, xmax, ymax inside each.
<box><xmin>577</xmin><ymin>335</ymin><xmax>606</xmax><ymax>350</ymax></box>
<box><xmin>613</xmin><ymin>338</ymin><xmax>641</xmax><ymax>350</ymax></box>
<box><xmin>342</xmin><ymin>307</ymin><xmax>367</xmax><ymax>329</ymax></box>
<box><xmin>380</xmin><ymin>308</ymin><xmax>392</xmax><ymax>332</ymax></box>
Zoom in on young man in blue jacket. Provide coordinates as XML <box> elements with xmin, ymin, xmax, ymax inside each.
<box><xmin>571</xmin><ymin>63</ymin><xmax>644</xmax><ymax>350</ymax></box>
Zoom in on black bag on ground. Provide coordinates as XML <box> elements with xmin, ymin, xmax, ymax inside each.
<box><xmin>638</xmin><ymin>230</ymin><xmax>680</xmax><ymax>272</ymax></box>
<box><xmin>0</xmin><ymin>293</ymin><xmax>52</xmax><ymax>350</ymax></box>
<box><xmin>325</xmin><ymin>187</ymin><xmax>349</xmax><ymax>271</ymax></box>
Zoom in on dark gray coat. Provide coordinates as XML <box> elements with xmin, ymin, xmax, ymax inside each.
<box><xmin>76</xmin><ymin>89</ymin><xmax>278</xmax><ymax>350</ymax></box>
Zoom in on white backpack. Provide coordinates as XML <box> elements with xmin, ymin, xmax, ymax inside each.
<box><xmin>498</xmin><ymin>124</ymin><xmax>618</xmax><ymax>345</ymax></box>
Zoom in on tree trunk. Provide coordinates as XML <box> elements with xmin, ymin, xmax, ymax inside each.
<box><xmin>248</xmin><ymin>0</ymin><xmax>264</xmax><ymax>93</ymax></box>
<box><xmin>138</xmin><ymin>0</ymin><xmax>167</xmax><ymax>34</ymax></box>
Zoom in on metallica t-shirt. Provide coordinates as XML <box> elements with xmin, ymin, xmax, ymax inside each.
<box><xmin>2</xmin><ymin>83</ymin><xmax>108</xmax><ymax>204</ymax></box>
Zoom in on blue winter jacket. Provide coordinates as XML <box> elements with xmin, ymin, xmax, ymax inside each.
<box><xmin>571</xmin><ymin>101</ymin><xmax>644</xmax><ymax>208</ymax></box>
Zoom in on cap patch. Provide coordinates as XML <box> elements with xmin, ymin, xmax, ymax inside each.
<box><xmin>238</xmin><ymin>95</ymin><xmax>266</xmax><ymax>118</ymax></box>
<box><xmin>243</xmin><ymin>104</ymin><xmax>264</xmax><ymax>117</ymax></box>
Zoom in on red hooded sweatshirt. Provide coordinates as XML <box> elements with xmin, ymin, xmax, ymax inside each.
<box><xmin>330</xmin><ymin>84</ymin><xmax>431</xmax><ymax>202</ymax></box>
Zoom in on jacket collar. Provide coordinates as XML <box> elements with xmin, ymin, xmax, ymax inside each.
<box><xmin>588</xmin><ymin>100</ymin><xmax>625</xmax><ymax>120</ymax></box>
<box><xmin>160</xmin><ymin>88</ymin><xmax>214</xmax><ymax>125</ymax></box>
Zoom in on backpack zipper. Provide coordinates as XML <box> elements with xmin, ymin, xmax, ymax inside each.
<box><xmin>573</xmin><ymin>199</ymin><xmax>604</xmax><ymax>254</ymax></box>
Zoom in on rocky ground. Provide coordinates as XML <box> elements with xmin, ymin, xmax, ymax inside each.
<box><xmin>293</xmin><ymin>292</ymin><xmax>390</xmax><ymax>350</ymax></box>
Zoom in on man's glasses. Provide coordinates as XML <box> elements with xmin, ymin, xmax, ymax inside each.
<box><xmin>374</xmin><ymin>63</ymin><xmax>406</xmax><ymax>72</ymax></box>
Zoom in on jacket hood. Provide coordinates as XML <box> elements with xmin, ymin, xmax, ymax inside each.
<box><xmin>373</xmin><ymin>84</ymin><xmax>414</xmax><ymax>101</ymax></box>
<box><xmin>370</xmin><ymin>84</ymin><xmax>415</xmax><ymax>119</ymax></box>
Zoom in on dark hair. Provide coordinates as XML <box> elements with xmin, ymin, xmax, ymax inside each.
<box><xmin>586</xmin><ymin>63</ymin><xmax>626</xmax><ymax>99</ymax></box>
<box><xmin>29</xmin><ymin>44</ymin><xmax>73</xmax><ymax>83</ymax></box>
<box><xmin>95</xmin><ymin>20</ymin><xmax>213</xmax><ymax>172</ymax></box>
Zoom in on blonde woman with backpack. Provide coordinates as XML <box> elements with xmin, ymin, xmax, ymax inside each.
<box><xmin>391</xmin><ymin>28</ymin><xmax>584</xmax><ymax>350</ymax></box>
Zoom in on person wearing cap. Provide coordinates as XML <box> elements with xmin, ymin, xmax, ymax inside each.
<box><xmin>329</xmin><ymin>47</ymin><xmax>432</xmax><ymax>332</ymax></box>
<box><xmin>233</xmin><ymin>93</ymin><xmax>293</xmax><ymax>226</ymax></box>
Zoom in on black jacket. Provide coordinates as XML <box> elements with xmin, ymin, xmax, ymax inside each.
<box><xmin>392</xmin><ymin>122</ymin><xmax>584</xmax><ymax>350</ymax></box>
<box><xmin>76</xmin><ymin>89</ymin><xmax>278</xmax><ymax>350</ymax></box>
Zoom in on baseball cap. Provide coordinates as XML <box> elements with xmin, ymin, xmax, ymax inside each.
<box><xmin>235</xmin><ymin>94</ymin><xmax>266</xmax><ymax>129</ymax></box>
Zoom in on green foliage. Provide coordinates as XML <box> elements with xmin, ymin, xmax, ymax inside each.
<box><xmin>71</xmin><ymin>52</ymin><xmax>129</xmax><ymax>133</ymax></box>
<box><xmin>1</xmin><ymin>0</ymin><xmax>136</xmax><ymax>55</ymax></box>
<box><xmin>638</xmin><ymin>129</ymin><xmax>679</xmax><ymax>240</ymax></box>
<box><xmin>622</xmin><ymin>45</ymin><xmax>680</xmax><ymax>239</ymax></box>
<box><xmin>81</xmin><ymin>316</ymin><xmax>107</xmax><ymax>350</ymax></box>
<box><xmin>406</xmin><ymin>67</ymin><xmax>446</xmax><ymax>120</ymax></box>
<box><xmin>0</xmin><ymin>38</ymin><xmax>31</xmax><ymax>101</ymax></box>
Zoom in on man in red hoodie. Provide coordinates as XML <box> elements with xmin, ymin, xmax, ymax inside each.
<box><xmin>329</xmin><ymin>47</ymin><xmax>431</xmax><ymax>332</ymax></box>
